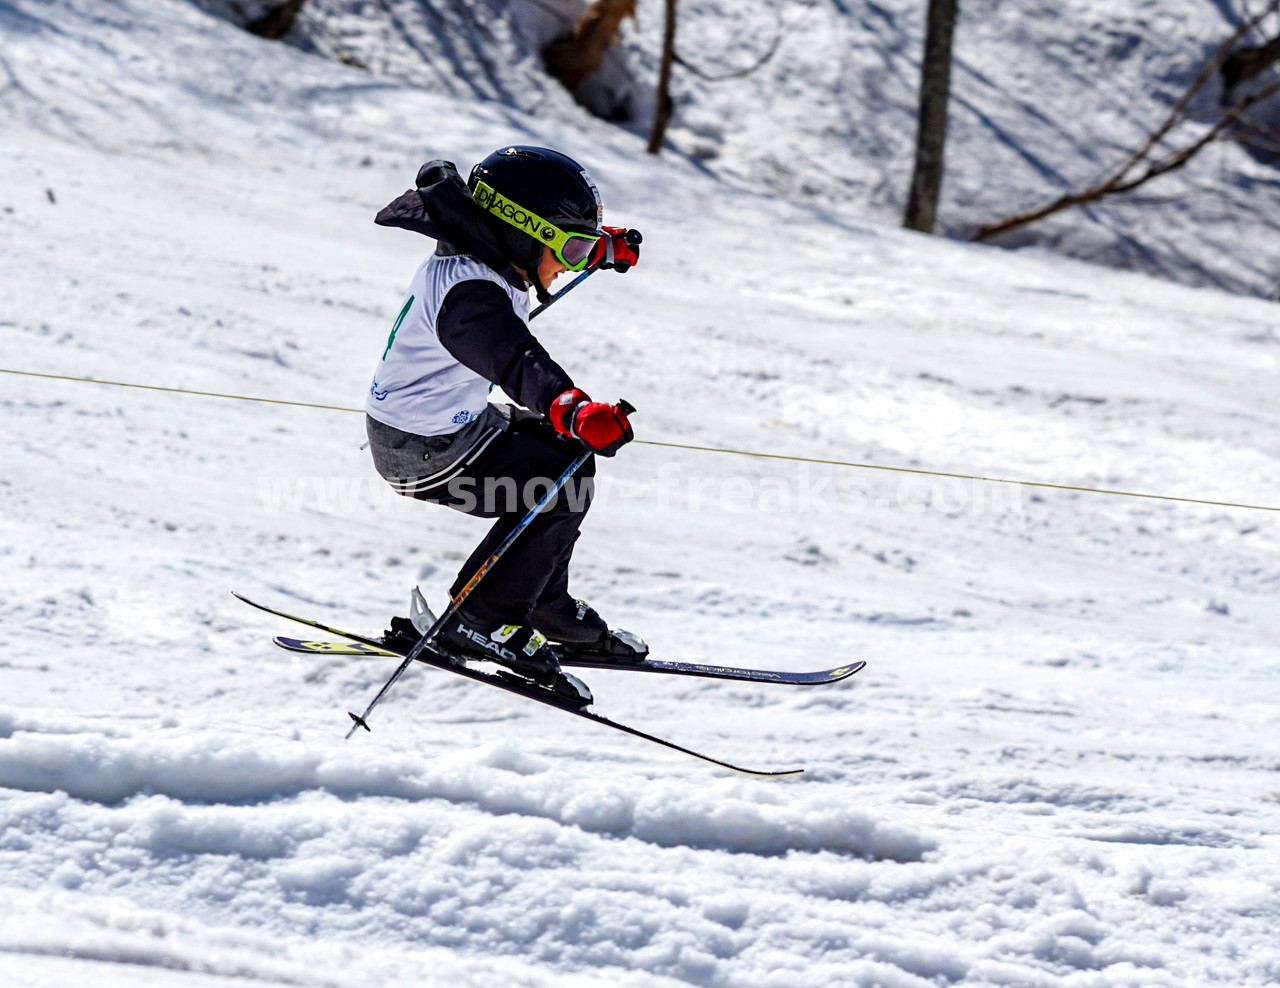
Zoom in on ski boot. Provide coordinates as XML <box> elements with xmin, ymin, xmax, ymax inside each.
<box><xmin>530</xmin><ymin>595</ymin><xmax>649</xmax><ymax>665</ymax></box>
<box><xmin>436</xmin><ymin>611</ymin><xmax>593</xmax><ymax>708</ymax></box>
<box><xmin>389</xmin><ymin>588</ymin><xmax>593</xmax><ymax>707</ymax></box>
<box><xmin>379</xmin><ymin>615</ymin><xmax>426</xmax><ymax>656</ymax></box>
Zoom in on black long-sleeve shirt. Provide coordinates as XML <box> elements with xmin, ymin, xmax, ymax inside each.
<box><xmin>436</xmin><ymin>279</ymin><xmax>573</xmax><ymax>414</ymax></box>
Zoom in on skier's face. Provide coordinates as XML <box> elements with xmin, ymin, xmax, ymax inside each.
<box><xmin>536</xmin><ymin>245</ymin><xmax>568</xmax><ymax>287</ymax></box>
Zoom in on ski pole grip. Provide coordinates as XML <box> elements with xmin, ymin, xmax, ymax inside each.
<box><xmin>623</xmin><ymin>230</ymin><xmax>643</xmax><ymax>248</ymax></box>
<box><xmin>618</xmin><ymin>399</ymin><xmax>636</xmax><ymax>417</ymax></box>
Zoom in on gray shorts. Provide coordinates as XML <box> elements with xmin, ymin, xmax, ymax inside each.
<box><xmin>365</xmin><ymin>402</ymin><xmax>512</xmax><ymax>495</ymax></box>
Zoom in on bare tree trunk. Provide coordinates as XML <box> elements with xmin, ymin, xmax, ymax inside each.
<box><xmin>247</xmin><ymin>0</ymin><xmax>308</xmax><ymax>40</ymax></box>
<box><xmin>647</xmin><ymin>0</ymin><xmax>678</xmax><ymax>155</ymax></box>
<box><xmin>544</xmin><ymin>0</ymin><xmax>636</xmax><ymax>92</ymax></box>
<box><xmin>904</xmin><ymin>0</ymin><xmax>959</xmax><ymax>233</ymax></box>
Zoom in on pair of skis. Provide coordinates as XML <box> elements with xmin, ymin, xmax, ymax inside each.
<box><xmin>234</xmin><ymin>592</ymin><xmax>864</xmax><ymax>776</ymax></box>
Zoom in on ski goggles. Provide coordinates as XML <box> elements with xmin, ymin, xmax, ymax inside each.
<box><xmin>472</xmin><ymin>180</ymin><xmax>602</xmax><ymax>271</ymax></box>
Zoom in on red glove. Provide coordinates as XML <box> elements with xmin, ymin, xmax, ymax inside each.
<box><xmin>549</xmin><ymin>388</ymin><xmax>634</xmax><ymax>457</ymax></box>
<box><xmin>588</xmin><ymin>227</ymin><xmax>642</xmax><ymax>273</ymax></box>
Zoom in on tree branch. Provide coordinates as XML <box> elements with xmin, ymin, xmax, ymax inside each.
<box><xmin>974</xmin><ymin>1</ymin><xmax>1280</xmax><ymax>242</ymax></box>
<box><xmin>672</xmin><ymin>0</ymin><xmax>817</xmax><ymax>83</ymax></box>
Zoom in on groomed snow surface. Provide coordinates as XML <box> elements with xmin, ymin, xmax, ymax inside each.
<box><xmin>3</xmin><ymin>2</ymin><xmax>1280</xmax><ymax>986</ymax></box>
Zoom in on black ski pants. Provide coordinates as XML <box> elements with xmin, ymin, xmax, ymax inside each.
<box><xmin>411</xmin><ymin>415</ymin><xmax>594</xmax><ymax>626</ymax></box>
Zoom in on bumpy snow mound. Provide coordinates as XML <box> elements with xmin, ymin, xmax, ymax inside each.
<box><xmin>16</xmin><ymin>713</ymin><xmax>1276</xmax><ymax>987</ymax></box>
<box><xmin>0</xmin><ymin>716</ymin><xmax>934</xmax><ymax>861</ymax></box>
<box><xmin>0</xmin><ymin>888</ymin><xmax>674</xmax><ymax>988</ymax></box>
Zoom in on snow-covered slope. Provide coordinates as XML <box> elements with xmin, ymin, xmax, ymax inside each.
<box><xmin>195</xmin><ymin>0</ymin><xmax>1280</xmax><ymax>297</ymax></box>
<box><xmin>3</xmin><ymin>2</ymin><xmax>1280</xmax><ymax>986</ymax></box>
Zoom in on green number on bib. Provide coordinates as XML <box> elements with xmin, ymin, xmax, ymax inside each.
<box><xmin>383</xmin><ymin>294</ymin><xmax>414</xmax><ymax>360</ymax></box>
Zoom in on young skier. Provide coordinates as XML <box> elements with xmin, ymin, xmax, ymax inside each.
<box><xmin>365</xmin><ymin>146</ymin><xmax>645</xmax><ymax>703</ymax></box>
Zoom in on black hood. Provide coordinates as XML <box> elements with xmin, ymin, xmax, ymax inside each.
<box><xmin>374</xmin><ymin>160</ymin><xmax>527</xmax><ymax>290</ymax></box>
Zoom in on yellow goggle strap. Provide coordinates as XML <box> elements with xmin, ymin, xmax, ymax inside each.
<box><xmin>471</xmin><ymin>180</ymin><xmax>600</xmax><ymax>271</ymax></box>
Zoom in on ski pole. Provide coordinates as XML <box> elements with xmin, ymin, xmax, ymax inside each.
<box><xmin>529</xmin><ymin>266</ymin><xmax>598</xmax><ymax>320</ymax></box>
<box><xmin>346</xmin><ymin>400</ymin><xmax>636</xmax><ymax>737</ymax></box>
<box><xmin>529</xmin><ymin>230</ymin><xmax>642</xmax><ymax>320</ymax></box>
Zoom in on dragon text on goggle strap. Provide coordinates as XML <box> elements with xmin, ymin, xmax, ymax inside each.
<box><xmin>473</xmin><ymin>182</ymin><xmax>562</xmax><ymax>245</ymax></box>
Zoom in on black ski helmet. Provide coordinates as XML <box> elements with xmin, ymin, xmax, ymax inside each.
<box><xmin>467</xmin><ymin>146</ymin><xmax>604</xmax><ymax>279</ymax></box>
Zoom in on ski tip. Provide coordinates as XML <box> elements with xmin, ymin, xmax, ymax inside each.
<box><xmin>347</xmin><ymin>711</ymin><xmax>371</xmax><ymax>733</ymax></box>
